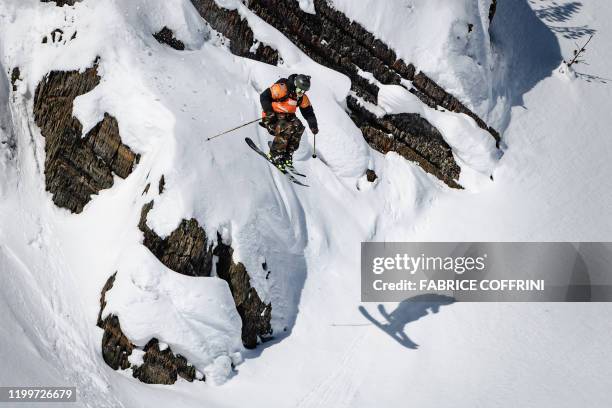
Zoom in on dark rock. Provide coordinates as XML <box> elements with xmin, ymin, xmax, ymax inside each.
<box><xmin>97</xmin><ymin>272</ymin><xmax>117</xmax><ymax>327</ymax></box>
<box><xmin>412</xmin><ymin>72</ymin><xmax>500</xmax><ymax>145</ymax></box>
<box><xmin>86</xmin><ymin>113</ymin><xmax>137</xmax><ymax>178</ymax></box>
<box><xmin>132</xmin><ymin>339</ymin><xmax>199</xmax><ymax>384</ymax></box>
<box><xmin>139</xmin><ymin>201</ymin><xmax>214</xmax><ymax>277</ymax></box>
<box><xmin>33</xmin><ymin>61</ymin><xmax>137</xmax><ymax>213</ymax></box>
<box><xmin>153</xmin><ymin>27</ymin><xmax>185</xmax><ymax>51</ymax></box>
<box><xmin>366</xmin><ymin>169</ymin><xmax>377</xmax><ymax>182</ymax></box>
<box><xmin>489</xmin><ymin>0</ymin><xmax>497</xmax><ymax>22</ymax></box>
<box><xmin>190</xmin><ymin>0</ymin><xmax>278</xmax><ymax>65</ymax></box>
<box><xmin>214</xmin><ymin>235</ymin><xmax>272</xmax><ymax>349</ymax></box>
<box><xmin>41</xmin><ymin>0</ymin><xmax>79</xmax><ymax>6</ymax></box>
<box><xmin>99</xmin><ymin>315</ymin><xmax>133</xmax><ymax>371</ymax></box>
<box><xmin>348</xmin><ymin>96</ymin><xmax>461</xmax><ymax>188</ymax></box>
<box><xmin>99</xmin><ymin>312</ymin><xmax>201</xmax><ymax>384</ymax></box>
<box><xmin>51</xmin><ymin>28</ymin><xmax>63</xmax><ymax>43</ymax></box>
<box><xmin>10</xmin><ymin>67</ymin><xmax>20</xmax><ymax>91</ymax></box>
<box><xmin>158</xmin><ymin>175</ymin><xmax>165</xmax><ymax>194</ymax></box>
<box><xmin>97</xmin><ymin>273</ymin><xmax>132</xmax><ymax>371</ymax></box>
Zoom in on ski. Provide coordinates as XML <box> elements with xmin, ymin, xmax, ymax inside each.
<box><xmin>285</xmin><ymin>164</ymin><xmax>306</xmax><ymax>178</ymax></box>
<box><xmin>245</xmin><ymin>138</ymin><xmax>309</xmax><ymax>187</ymax></box>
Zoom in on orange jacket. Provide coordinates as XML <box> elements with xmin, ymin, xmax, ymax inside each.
<box><xmin>260</xmin><ymin>75</ymin><xmax>318</xmax><ymax>130</ymax></box>
<box><xmin>268</xmin><ymin>83</ymin><xmax>311</xmax><ymax>114</ymax></box>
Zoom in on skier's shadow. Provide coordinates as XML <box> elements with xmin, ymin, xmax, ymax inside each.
<box><xmin>360</xmin><ymin>294</ymin><xmax>455</xmax><ymax>349</ymax></box>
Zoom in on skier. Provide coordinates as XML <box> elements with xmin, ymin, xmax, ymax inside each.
<box><xmin>259</xmin><ymin>74</ymin><xmax>318</xmax><ymax>171</ymax></box>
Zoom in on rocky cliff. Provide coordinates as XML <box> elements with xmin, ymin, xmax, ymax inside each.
<box><xmin>97</xmin><ymin>199</ymin><xmax>272</xmax><ymax>383</ymax></box>
<box><xmin>33</xmin><ymin>61</ymin><xmax>137</xmax><ymax>213</ymax></box>
<box><xmin>190</xmin><ymin>0</ymin><xmax>279</xmax><ymax>65</ymax></box>
<box><xmin>214</xmin><ymin>236</ymin><xmax>273</xmax><ymax>348</ymax></box>
<box><xmin>137</xmin><ymin>200</ymin><xmax>272</xmax><ymax>349</ymax></box>
<box><xmin>31</xmin><ymin>51</ymin><xmax>269</xmax><ymax>386</ymax></box>
<box><xmin>190</xmin><ymin>0</ymin><xmax>500</xmax><ymax>187</ymax></box>
<box><xmin>97</xmin><ymin>273</ymin><xmax>201</xmax><ymax>384</ymax></box>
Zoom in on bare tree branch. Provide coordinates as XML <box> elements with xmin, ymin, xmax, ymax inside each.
<box><xmin>567</xmin><ymin>34</ymin><xmax>594</xmax><ymax>67</ymax></box>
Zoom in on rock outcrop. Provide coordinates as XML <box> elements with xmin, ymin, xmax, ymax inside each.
<box><xmin>348</xmin><ymin>97</ymin><xmax>461</xmax><ymax>188</ymax></box>
<box><xmin>139</xmin><ymin>201</ymin><xmax>214</xmax><ymax>277</ymax></box>
<box><xmin>99</xmin><ymin>314</ymin><xmax>133</xmax><ymax>371</ymax></box>
<box><xmin>366</xmin><ymin>169</ymin><xmax>377</xmax><ymax>183</ymax></box>
<box><xmin>153</xmin><ymin>27</ymin><xmax>185</xmax><ymax>51</ymax></box>
<box><xmin>97</xmin><ymin>273</ymin><xmax>133</xmax><ymax>371</ymax></box>
<box><xmin>190</xmin><ymin>0</ymin><xmax>278</xmax><ymax>65</ymax></box>
<box><xmin>214</xmin><ymin>235</ymin><xmax>272</xmax><ymax>349</ymax></box>
<box><xmin>139</xmin><ymin>202</ymin><xmax>272</xmax><ymax>349</ymax></box>
<box><xmin>97</xmin><ymin>273</ymin><xmax>201</xmax><ymax>384</ymax></box>
<box><xmin>33</xmin><ymin>61</ymin><xmax>137</xmax><ymax>213</ymax></box>
<box><xmin>10</xmin><ymin>67</ymin><xmax>20</xmax><ymax>92</ymax></box>
<box><xmin>98</xmin><ymin>195</ymin><xmax>273</xmax><ymax>380</ymax></box>
<box><xmin>191</xmin><ymin>0</ymin><xmax>500</xmax><ymax>187</ymax></box>
<box><xmin>131</xmin><ymin>339</ymin><xmax>198</xmax><ymax>384</ymax></box>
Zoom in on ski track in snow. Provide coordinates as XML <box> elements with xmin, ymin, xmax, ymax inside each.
<box><xmin>295</xmin><ymin>332</ymin><xmax>370</xmax><ymax>408</ymax></box>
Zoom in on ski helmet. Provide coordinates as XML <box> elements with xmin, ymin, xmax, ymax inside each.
<box><xmin>294</xmin><ymin>74</ymin><xmax>311</xmax><ymax>93</ymax></box>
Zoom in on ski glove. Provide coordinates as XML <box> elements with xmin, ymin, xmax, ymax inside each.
<box><xmin>311</xmin><ymin>127</ymin><xmax>319</xmax><ymax>135</ymax></box>
<box><xmin>262</xmin><ymin>111</ymin><xmax>277</xmax><ymax>125</ymax></box>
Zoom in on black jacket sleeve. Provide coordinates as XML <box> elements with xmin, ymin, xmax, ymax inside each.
<box><xmin>300</xmin><ymin>105</ymin><xmax>317</xmax><ymax>130</ymax></box>
<box><xmin>260</xmin><ymin>88</ymin><xmax>274</xmax><ymax>113</ymax></box>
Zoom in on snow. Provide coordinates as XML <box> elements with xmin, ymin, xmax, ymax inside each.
<box><xmin>127</xmin><ymin>349</ymin><xmax>145</xmax><ymax>367</ymax></box>
<box><xmin>298</xmin><ymin>0</ymin><xmax>316</xmax><ymax>15</ymax></box>
<box><xmin>0</xmin><ymin>0</ymin><xmax>611</xmax><ymax>407</ymax></box>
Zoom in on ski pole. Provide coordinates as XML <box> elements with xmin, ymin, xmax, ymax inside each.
<box><xmin>206</xmin><ymin>118</ymin><xmax>261</xmax><ymax>141</ymax></box>
<box><xmin>312</xmin><ymin>133</ymin><xmax>317</xmax><ymax>158</ymax></box>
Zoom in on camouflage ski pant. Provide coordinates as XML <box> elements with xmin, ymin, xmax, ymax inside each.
<box><xmin>268</xmin><ymin>114</ymin><xmax>305</xmax><ymax>159</ymax></box>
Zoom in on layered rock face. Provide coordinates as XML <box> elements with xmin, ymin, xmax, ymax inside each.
<box><xmin>33</xmin><ymin>62</ymin><xmax>137</xmax><ymax>213</ymax></box>
<box><xmin>131</xmin><ymin>339</ymin><xmax>198</xmax><ymax>384</ymax></box>
<box><xmin>139</xmin><ymin>201</ymin><xmax>214</xmax><ymax>277</ymax></box>
<box><xmin>190</xmin><ymin>0</ymin><xmax>279</xmax><ymax>65</ymax></box>
<box><xmin>214</xmin><ymin>236</ymin><xmax>272</xmax><ymax>348</ymax></box>
<box><xmin>348</xmin><ymin>98</ymin><xmax>461</xmax><ymax>188</ymax></box>
<box><xmin>190</xmin><ymin>0</ymin><xmax>500</xmax><ymax>187</ymax></box>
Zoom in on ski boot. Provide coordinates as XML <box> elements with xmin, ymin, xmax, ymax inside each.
<box><xmin>268</xmin><ymin>152</ymin><xmax>289</xmax><ymax>173</ymax></box>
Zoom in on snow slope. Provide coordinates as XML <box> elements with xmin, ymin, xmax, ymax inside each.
<box><xmin>0</xmin><ymin>0</ymin><xmax>611</xmax><ymax>407</ymax></box>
